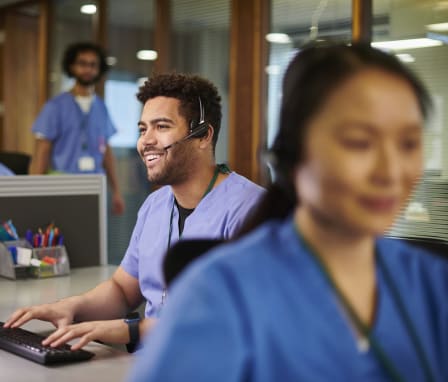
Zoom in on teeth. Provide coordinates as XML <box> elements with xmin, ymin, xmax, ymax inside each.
<box><xmin>145</xmin><ymin>153</ymin><xmax>162</xmax><ymax>162</ymax></box>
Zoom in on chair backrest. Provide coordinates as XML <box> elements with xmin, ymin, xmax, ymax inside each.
<box><xmin>163</xmin><ymin>239</ymin><xmax>225</xmax><ymax>286</ymax></box>
<box><xmin>0</xmin><ymin>152</ymin><xmax>31</xmax><ymax>175</ymax></box>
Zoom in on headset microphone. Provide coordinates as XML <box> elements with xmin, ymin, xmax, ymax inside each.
<box><xmin>163</xmin><ymin>97</ymin><xmax>209</xmax><ymax>151</ymax></box>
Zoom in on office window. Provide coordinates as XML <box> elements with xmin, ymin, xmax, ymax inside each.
<box><xmin>106</xmin><ymin>0</ymin><xmax>155</xmax><ymax>148</ymax></box>
<box><xmin>171</xmin><ymin>0</ymin><xmax>230</xmax><ymax>164</ymax></box>
<box><xmin>267</xmin><ymin>0</ymin><xmax>352</xmax><ymax>148</ymax></box>
<box><xmin>105</xmin><ymin>0</ymin><xmax>155</xmax><ymax>264</ymax></box>
<box><xmin>373</xmin><ymin>1</ymin><xmax>448</xmax><ymax>243</ymax></box>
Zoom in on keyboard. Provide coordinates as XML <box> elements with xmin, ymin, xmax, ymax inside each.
<box><xmin>0</xmin><ymin>321</ymin><xmax>95</xmax><ymax>365</ymax></box>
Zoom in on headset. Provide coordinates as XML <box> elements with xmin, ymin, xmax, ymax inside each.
<box><xmin>188</xmin><ymin>97</ymin><xmax>209</xmax><ymax>138</ymax></box>
<box><xmin>162</xmin><ymin>97</ymin><xmax>210</xmax><ymax>151</ymax></box>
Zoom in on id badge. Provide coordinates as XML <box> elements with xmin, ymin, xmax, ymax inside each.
<box><xmin>78</xmin><ymin>156</ymin><xmax>95</xmax><ymax>171</ymax></box>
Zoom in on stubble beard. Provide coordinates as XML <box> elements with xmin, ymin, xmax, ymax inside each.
<box><xmin>75</xmin><ymin>74</ymin><xmax>100</xmax><ymax>87</ymax></box>
<box><xmin>146</xmin><ymin>142</ymin><xmax>194</xmax><ymax>186</ymax></box>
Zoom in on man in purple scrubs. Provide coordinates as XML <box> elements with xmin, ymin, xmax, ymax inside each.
<box><xmin>0</xmin><ymin>163</ymin><xmax>14</xmax><ymax>176</ymax></box>
<box><xmin>5</xmin><ymin>73</ymin><xmax>264</xmax><ymax>352</ymax></box>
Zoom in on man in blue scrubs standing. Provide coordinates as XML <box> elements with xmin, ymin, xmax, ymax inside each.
<box><xmin>29</xmin><ymin>42</ymin><xmax>125</xmax><ymax>215</ymax></box>
<box><xmin>5</xmin><ymin>73</ymin><xmax>264</xmax><ymax>352</ymax></box>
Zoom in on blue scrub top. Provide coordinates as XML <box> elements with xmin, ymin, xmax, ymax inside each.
<box><xmin>0</xmin><ymin>163</ymin><xmax>14</xmax><ymax>176</ymax></box>
<box><xmin>128</xmin><ymin>217</ymin><xmax>448</xmax><ymax>382</ymax></box>
<box><xmin>32</xmin><ymin>92</ymin><xmax>116</xmax><ymax>173</ymax></box>
<box><xmin>120</xmin><ymin>172</ymin><xmax>265</xmax><ymax>317</ymax></box>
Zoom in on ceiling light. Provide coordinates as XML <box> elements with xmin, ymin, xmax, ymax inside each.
<box><xmin>136</xmin><ymin>50</ymin><xmax>158</xmax><ymax>61</ymax></box>
<box><xmin>371</xmin><ymin>38</ymin><xmax>443</xmax><ymax>50</ymax></box>
<box><xmin>395</xmin><ymin>53</ymin><xmax>415</xmax><ymax>63</ymax></box>
<box><xmin>426</xmin><ymin>22</ymin><xmax>448</xmax><ymax>32</ymax></box>
<box><xmin>106</xmin><ymin>56</ymin><xmax>117</xmax><ymax>66</ymax></box>
<box><xmin>80</xmin><ymin>4</ymin><xmax>97</xmax><ymax>15</ymax></box>
<box><xmin>266</xmin><ymin>33</ymin><xmax>291</xmax><ymax>44</ymax></box>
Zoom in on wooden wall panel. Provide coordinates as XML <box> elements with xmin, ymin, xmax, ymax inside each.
<box><xmin>352</xmin><ymin>0</ymin><xmax>372</xmax><ymax>43</ymax></box>
<box><xmin>153</xmin><ymin>0</ymin><xmax>171</xmax><ymax>74</ymax></box>
<box><xmin>229</xmin><ymin>0</ymin><xmax>269</xmax><ymax>184</ymax></box>
<box><xmin>3</xmin><ymin>10</ymin><xmax>39</xmax><ymax>154</ymax></box>
<box><xmin>0</xmin><ymin>14</ymin><xmax>4</xmax><ymax>149</ymax></box>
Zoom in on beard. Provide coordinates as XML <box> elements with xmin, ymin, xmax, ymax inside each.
<box><xmin>145</xmin><ymin>141</ymin><xmax>195</xmax><ymax>186</ymax></box>
<box><xmin>75</xmin><ymin>74</ymin><xmax>100</xmax><ymax>87</ymax></box>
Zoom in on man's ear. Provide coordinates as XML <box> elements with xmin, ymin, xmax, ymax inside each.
<box><xmin>198</xmin><ymin>125</ymin><xmax>214</xmax><ymax>149</ymax></box>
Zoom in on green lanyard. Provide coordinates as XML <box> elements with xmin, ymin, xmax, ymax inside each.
<box><xmin>160</xmin><ymin>164</ymin><xmax>231</xmax><ymax>306</ymax></box>
<box><xmin>295</xmin><ymin>225</ymin><xmax>434</xmax><ymax>382</ymax></box>
<box><xmin>167</xmin><ymin>164</ymin><xmax>230</xmax><ymax>249</ymax></box>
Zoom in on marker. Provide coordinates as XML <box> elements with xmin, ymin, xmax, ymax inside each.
<box><xmin>25</xmin><ymin>229</ymin><xmax>33</xmax><ymax>245</ymax></box>
<box><xmin>48</xmin><ymin>229</ymin><xmax>54</xmax><ymax>247</ymax></box>
<box><xmin>2</xmin><ymin>222</ymin><xmax>15</xmax><ymax>240</ymax></box>
<box><xmin>7</xmin><ymin>220</ymin><xmax>19</xmax><ymax>240</ymax></box>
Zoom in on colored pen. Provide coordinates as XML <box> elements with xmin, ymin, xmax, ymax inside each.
<box><xmin>7</xmin><ymin>220</ymin><xmax>19</xmax><ymax>240</ymax></box>
<box><xmin>48</xmin><ymin>229</ymin><xmax>54</xmax><ymax>247</ymax></box>
<box><xmin>26</xmin><ymin>229</ymin><xmax>33</xmax><ymax>245</ymax></box>
<box><xmin>2</xmin><ymin>222</ymin><xmax>14</xmax><ymax>240</ymax></box>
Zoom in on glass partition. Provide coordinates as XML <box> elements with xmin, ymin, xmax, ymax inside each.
<box><xmin>373</xmin><ymin>0</ymin><xmax>448</xmax><ymax>243</ymax></box>
<box><xmin>105</xmin><ymin>0</ymin><xmax>155</xmax><ymax>264</ymax></box>
<box><xmin>49</xmin><ymin>0</ymin><xmax>97</xmax><ymax>97</ymax></box>
<box><xmin>171</xmin><ymin>0</ymin><xmax>230</xmax><ymax>164</ymax></box>
<box><xmin>266</xmin><ymin>0</ymin><xmax>352</xmax><ymax>148</ymax></box>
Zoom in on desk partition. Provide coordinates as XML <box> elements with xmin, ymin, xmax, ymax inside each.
<box><xmin>0</xmin><ymin>175</ymin><xmax>107</xmax><ymax>267</ymax></box>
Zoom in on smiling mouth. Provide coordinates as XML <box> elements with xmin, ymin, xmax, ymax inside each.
<box><xmin>144</xmin><ymin>152</ymin><xmax>165</xmax><ymax>165</ymax></box>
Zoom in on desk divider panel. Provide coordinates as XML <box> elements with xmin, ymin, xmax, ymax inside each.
<box><xmin>0</xmin><ymin>175</ymin><xmax>107</xmax><ymax>267</ymax></box>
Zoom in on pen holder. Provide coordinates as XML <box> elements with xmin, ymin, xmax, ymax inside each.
<box><xmin>0</xmin><ymin>239</ymin><xmax>33</xmax><ymax>280</ymax></box>
<box><xmin>0</xmin><ymin>240</ymin><xmax>70</xmax><ymax>280</ymax></box>
<box><xmin>29</xmin><ymin>246</ymin><xmax>70</xmax><ymax>278</ymax></box>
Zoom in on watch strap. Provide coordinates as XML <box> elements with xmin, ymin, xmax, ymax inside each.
<box><xmin>125</xmin><ymin>317</ymin><xmax>140</xmax><ymax>353</ymax></box>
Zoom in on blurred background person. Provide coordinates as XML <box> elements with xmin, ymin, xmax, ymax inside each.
<box><xmin>29</xmin><ymin>42</ymin><xmax>125</xmax><ymax>215</ymax></box>
<box><xmin>127</xmin><ymin>43</ymin><xmax>447</xmax><ymax>382</ymax></box>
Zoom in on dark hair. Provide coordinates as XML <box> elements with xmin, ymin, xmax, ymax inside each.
<box><xmin>62</xmin><ymin>42</ymin><xmax>109</xmax><ymax>79</ymax></box>
<box><xmin>137</xmin><ymin>73</ymin><xmax>222</xmax><ymax>152</ymax></box>
<box><xmin>238</xmin><ymin>42</ymin><xmax>431</xmax><ymax>236</ymax></box>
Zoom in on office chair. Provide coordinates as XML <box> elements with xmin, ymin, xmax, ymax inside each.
<box><xmin>0</xmin><ymin>151</ymin><xmax>31</xmax><ymax>175</ymax></box>
<box><xmin>163</xmin><ymin>239</ymin><xmax>225</xmax><ymax>286</ymax></box>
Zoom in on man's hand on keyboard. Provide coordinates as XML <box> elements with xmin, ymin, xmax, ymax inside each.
<box><xmin>42</xmin><ymin>319</ymin><xmax>130</xmax><ymax>350</ymax></box>
<box><xmin>3</xmin><ymin>299</ymin><xmax>77</xmax><ymax>330</ymax></box>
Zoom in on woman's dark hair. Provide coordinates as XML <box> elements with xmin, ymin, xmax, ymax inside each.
<box><xmin>137</xmin><ymin>73</ymin><xmax>222</xmax><ymax>153</ymax></box>
<box><xmin>62</xmin><ymin>42</ymin><xmax>109</xmax><ymax>79</ymax></box>
<box><xmin>238</xmin><ymin>42</ymin><xmax>431</xmax><ymax>236</ymax></box>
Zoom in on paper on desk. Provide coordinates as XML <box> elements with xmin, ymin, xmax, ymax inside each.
<box><xmin>16</xmin><ymin>247</ymin><xmax>32</xmax><ymax>266</ymax></box>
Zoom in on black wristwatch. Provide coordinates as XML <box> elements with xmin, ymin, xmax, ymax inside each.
<box><xmin>124</xmin><ymin>315</ymin><xmax>141</xmax><ymax>353</ymax></box>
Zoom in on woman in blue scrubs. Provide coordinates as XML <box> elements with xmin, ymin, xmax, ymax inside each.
<box><xmin>128</xmin><ymin>43</ymin><xmax>447</xmax><ymax>381</ymax></box>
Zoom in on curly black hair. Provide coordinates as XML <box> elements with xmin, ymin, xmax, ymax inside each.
<box><xmin>137</xmin><ymin>73</ymin><xmax>222</xmax><ymax>151</ymax></box>
<box><xmin>62</xmin><ymin>42</ymin><xmax>109</xmax><ymax>79</ymax></box>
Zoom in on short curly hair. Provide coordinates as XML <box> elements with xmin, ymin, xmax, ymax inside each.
<box><xmin>137</xmin><ymin>73</ymin><xmax>222</xmax><ymax>151</ymax></box>
<box><xmin>62</xmin><ymin>42</ymin><xmax>109</xmax><ymax>79</ymax></box>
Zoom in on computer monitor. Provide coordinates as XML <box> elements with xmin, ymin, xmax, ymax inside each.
<box><xmin>0</xmin><ymin>175</ymin><xmax>107</xmax><ymax>267</ymax></box>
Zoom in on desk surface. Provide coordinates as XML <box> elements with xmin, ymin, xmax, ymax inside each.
<box><xmin>0</xmin><ymin>266</ymin><xmax>134</xmax><ymax>382</ymax></box>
